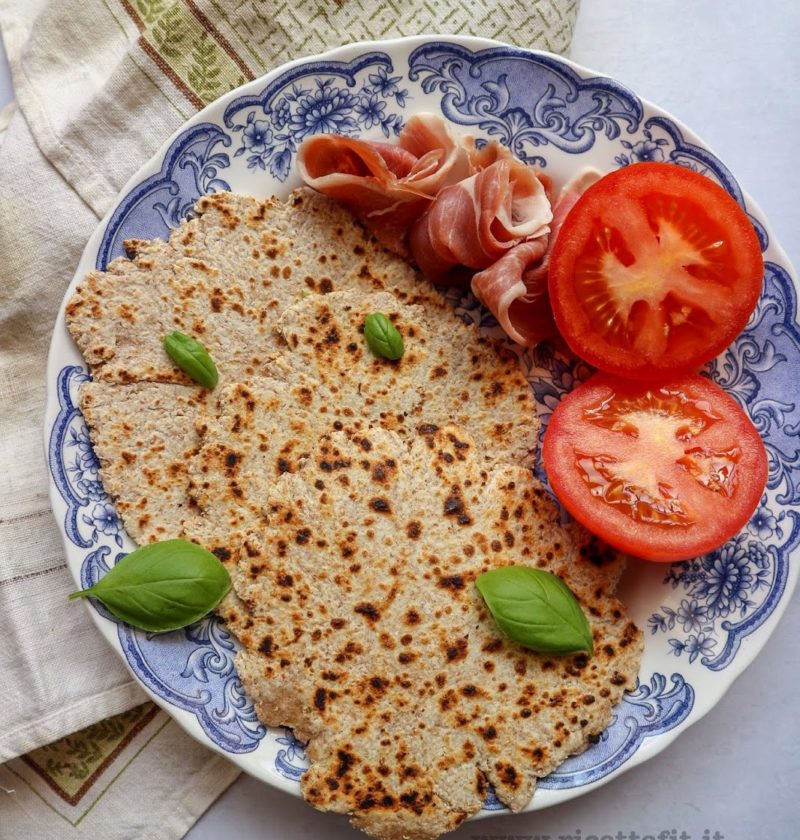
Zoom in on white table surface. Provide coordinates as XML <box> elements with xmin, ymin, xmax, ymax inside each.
<box><xmin>2</xmin><ymin>2</ymin><xmax>799</xmax><ymax>838</ymax></box>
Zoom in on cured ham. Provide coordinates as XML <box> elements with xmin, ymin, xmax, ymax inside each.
<box><xmin>297</xmin><ymin>114</ymin><xmax>482</xmax><ymax>257</ymax></box>
<box><xmin>298</xmin><ymin>111</ymin><xmax>601</xmax><ymax>350</ymax></box>
<box><xmin>409</xmin><ymin>158</ymin><xmax>552</xmax><ymax>282</ymax></box>
<box><xmin>297</xmin><ymin>135</ymin><xmax>431</xmax><ymax>256</ymax></box>
<box><xmin>550</xmin><ymin>167</ymin><xmax>604</xmax><ymax>237</ymax></box>
<box><xmin>395</xmin><ymin>112</ymin><xmax>475</xmax><ymax>193</ymax></box>
<box><xmin>368</xmin><ymin>142</ymin><xmax>419</xmax><ymax>177</ymax></box>
<box><xmin>471</xmin><ymin>239</ymin><xmax>554</xmax><ymax>345</ymax></box>
<box><xmin>472</xmin><ymin>167</ymin><xmax>603</xmax><ymax>346</ymax></box>
<box><xmin>464</xmin><ymin>138</ymin><xmax>513</xmax><ymax>170</ymax></box>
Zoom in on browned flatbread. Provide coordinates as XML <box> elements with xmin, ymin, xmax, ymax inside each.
<box><xmin>79</xmin><ymin>381</ymin><xmax>210</xmax><ymax>545</ymax></box>
<box><xmin>226</xmin><ymin>425</ymin><xmax>642</xmax><ymax>840</ymax></box>
<box><xmin>273</xmin><ymin>289</ymin><xmax>536</xmax><ymax>467</ymax></box>
<box><xmin>66</xmin><ymin>188</ymin><xmax>443</xmax><ymax>385</ymax></box>
<box><xmin>67</xmin><ymin>189</ymin><xmax>642</xmax><ymax>840</ymax></box>
<box><xmin>183</xmin><ymin>288</ymin><xmax>537</xmax><ymax>562</ymax></box>
<box><xmin>77</xmin><ymin>281</ymin><xmax>538</xmax><ymax>554</ymax></box>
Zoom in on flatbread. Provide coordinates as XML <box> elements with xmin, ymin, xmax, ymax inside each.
<box><xmin>77</xmin><ymin>275</ymin><xmax>538</xmax><ymax>552</ymax></box>
<box><xmin>66</xmin><ymin>189</ymin><xmax>443</xmax><ymax>385</ymax></box>
<box><xmin>185</xmin><ymin>288</ymin><xmax>537</xmax><ymax>554</ymax></box>
<box><xmin>67</xmin><ymin>189</ymin><xmax>642</xmax><ymax>840</ymax></box>
<box><xmin>226</xmin><ymin>425</ymin><xmax>642</xmax><ymax>840</ymax></box>
<box><xmin>273</xmin><ymin>289</ymin><xmax>536</xmax><ymax>467</ymax></box>
<box><xmin>79</xmin><ymin>380</ymin><xmax>210</xmax><ymax>545</ymax></box>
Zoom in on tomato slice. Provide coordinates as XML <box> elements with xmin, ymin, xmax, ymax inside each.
<box><xmin>541</xmin><ymin>373</ymin><xmax>768</xmax><ymax>562</ymax></box>
<box><xmin>548</xmin><ymin>162</ymin><xmax>763</xmax><ymax>380</ymax></box>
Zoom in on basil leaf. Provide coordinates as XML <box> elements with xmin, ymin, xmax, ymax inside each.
<box><xmin>163</xmin><ymin>330</ymin><xmax>218</xmax><ymax>388</ymax></box>
<box><xmin>69</xmin><ymin>539</ymin><xmax>231</xmax><ymax>633</ymax></box>
<box><xmin>364</xmin><ymin>312</ymin><xmax>404</xmax><ymax>360</ymax></box>
<box><xmin>476</xmin><ymin>566</ymin><xmax>593</xmax><ymax>655</ymax></box>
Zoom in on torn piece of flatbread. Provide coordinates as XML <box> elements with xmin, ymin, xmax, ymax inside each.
<box><xmin>79</xmin><ymin>380</ymin><xmax>211</xmax><ymax>545</ymax></box>
<box><xmin>272</xmin><ymin>289</ymin><xmax>537</xmax><ymax>467</ymax></box>
<box><xmin>225</xmin><ymin>424</ymin><xmax>642</xmax><ymax>840</ymax></box>
<box><xmin>66</xmin><ymin>188</ymin><xmax>443</xmax><ymax>385</ymax></box>
<box><xmin>80</xmin><ymin>283</ymin><xmax>539</xmax><ymax>566</ymax></box>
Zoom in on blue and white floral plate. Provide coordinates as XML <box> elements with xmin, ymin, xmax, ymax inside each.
<box><xmin>44</xmin><ymin>36</ymin><xmax>800</xmax><ymax>815</ymax></box>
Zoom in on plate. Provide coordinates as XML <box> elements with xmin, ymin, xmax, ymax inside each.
<box><xmin>44</xmin><ymin>35</ymin><xmax>800</xmax><ymax>815</ymax></box>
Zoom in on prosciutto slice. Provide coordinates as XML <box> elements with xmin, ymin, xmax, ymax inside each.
<box><xmin>297</xmin><ymin>114</ymin><xmax>483</xmax><ymax>257</ymax></box>
<box><xmin>409</xmin><ymin>158</ymin><xmax>552</xmax><ymax>282</ymax></box>
<box><xmin>395</xmin><ymin>112</ymin><xmax>475</xmax><ymax>193</ymax></box>
<box><xmin>471</xmin><ymin>240</ymin><xmax>554</xmax><ymax>345</ymax></box>
<box><xmin>298</xmin><ymin>113</ymin><xmax>601</xmax><ymax>350</ymax></box>
<box><xmin>551</xmin><ymin>167</ymin><xmax>604</xmax><ymax>239</ymax></box>
<box><xmin>471</xmin><ymin>167</ymin><xmax>603</xmax><ymax>346</ymax></box>
<box><xmin>297</xmin><ymin>135</ymin><xmax>433</xmax><ymax>256</ymax></box>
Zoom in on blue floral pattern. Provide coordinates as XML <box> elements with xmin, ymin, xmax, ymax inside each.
<box><xmin>274</xmin><ymin>730</ymin><xmax>309</xmax><ymax>781</ymax></box>
<box><xmin>710</xmin><ymin>262</ymin><xmax>800</xmax><ymax>504</ymax></box>
<box><xmin>82</xmin><ymin>502</ymin><xmax>123</xmax><ymax>548</ymax></box>
<box><xmin>97</xmin><ymin>125</ymin><xmax>231</xmax><ymax>270</ymax></box>
<box><xmin>49</xmin><ymin>38</ymin><xmax>800</xmax><ymax>803</ymax></box>
<box><xmin>49</xmin><ymin>366</ymin><xmax>114</xmax><ymax>549</ymax></box>
<box><xmin>748</xmin><ymin>502</ymin><xmax>783</xmax><ymax>541</ymax></box>
<box><xmin>407</xmin><ymin>43</ymin><xmax>642</xmax><ymax>167</ymax></box>
<box><xmin>648</xmin><ymin>518</ymin><xmax>799</xmax><ymax>670</ymax></box>
<box><xmin>614</xmin><ymin>128</ymin><xmax>668</xmax><ymax>166</ymax></box>
<box><xmin>225</xmin><ymin>55</ymin><xmax>407</xmax><ymax>180</ymax></box>
<box><xmin>116</xmin><ymin>610</ymin><xmax>267</xmax><ymax>752</ymax></box>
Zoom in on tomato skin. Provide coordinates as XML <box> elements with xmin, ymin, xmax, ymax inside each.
<box><xmin>548</xmin><ymin>162</ymin><xmax>764</xmax><ymax>381</ymax></box>
<box><xmin>542</xmin><ymin>373</ymin><xmax>768</xmax><ymax>562</ymax></box>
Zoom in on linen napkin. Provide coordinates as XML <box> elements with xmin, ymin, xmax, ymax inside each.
<box><xmin>0</xmin><ymin>1</ymin><xmax>580</xmax><ymax>837</ymax></box>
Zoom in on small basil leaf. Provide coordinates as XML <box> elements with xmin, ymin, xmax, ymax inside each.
<box><xmin>69</xmin><ymin>539</ymin><xmax>231</xmax><ymax>633</ymax></box>
<box><xmin>364</xmin><ymin>312</ymin><xmax>404</xmax><ymax>360</ymax></box>
<box><xmin>163</xmin><ymin>330</ymin><xmax>219</xmax><ymax>388</ymax></box>
<box><xmin>476</xmin><ymin>566</ymin><xmax>593</xmax><ymax>655</ymax></box>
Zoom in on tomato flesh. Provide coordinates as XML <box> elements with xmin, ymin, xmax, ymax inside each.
<box><xmin>542</xmin><ymin>373</ymin><xmax>768</xmax><ymax>562</ymax></box>
<box><xmin>549</xmin><ymin>162</ymin><xmax>764</xmax><ymax>380</ymax></box>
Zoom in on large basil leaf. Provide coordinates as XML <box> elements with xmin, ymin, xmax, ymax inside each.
<box><xmin>476</xmin><ymin>566</ymin><xmax>593</xmax><ymax>655</ymax></box>
<box><xmin>163</xmin><ymin>330</ymin><xmax>218</xmax><ymax>388</ymax></box>
<box><xmin>69</xmin><ymin>539</ymin><xmax>231</xmax><ymax>633</ymax></box>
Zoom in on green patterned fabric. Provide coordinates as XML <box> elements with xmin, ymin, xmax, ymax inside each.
<box><xmin>127</xmin><ymin>0</ymin><xmax>581</xmax><ymax>108</ymax></box>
